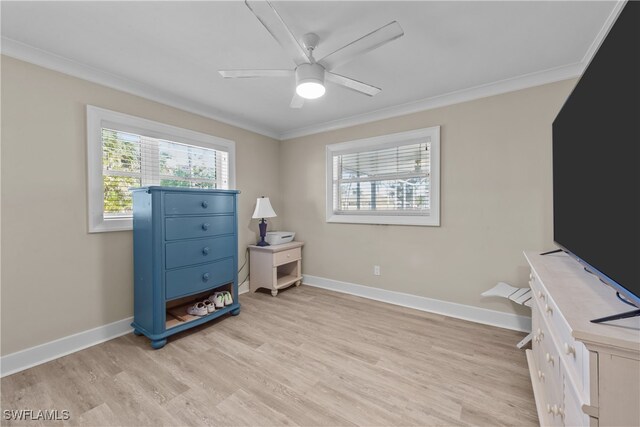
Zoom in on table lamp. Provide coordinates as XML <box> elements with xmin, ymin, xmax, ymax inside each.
<box><xmin>252</xmin><ymin>196</ymin><xmax>277</xmax><ymax>246</ymax></box>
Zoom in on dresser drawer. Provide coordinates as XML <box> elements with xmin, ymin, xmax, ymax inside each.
<box><xmin>165</xmin><ymin>215</ymin><xmax>234</xmax><ymax>241</ymax></box>
<box><xmin>531</xmin><ymin>269</ymin><xmax>589</xmax><ymax>403</ymax></box>
<box><xmin>165</xmin><ymin>235</ymin><xmax>235</xmax><ymax>269</ymax></box>
<box><xmin>564</xmin><ymin>370</ymin><xmax>590</xmax><ymax>427</ymax></box>
<box><xmin>165</xmin><ymin>258</ymin><xmax>234</xmax><ymax>300</ymax></box>
<box><xmin>164</xmin><ymin>193</ymin><xmax>234</xmax><ymax>215</ymax></box>
<box><xmin>274</xmin><ymin>247</ymin><xmax>301</xmax><ymax>266</ymax></box>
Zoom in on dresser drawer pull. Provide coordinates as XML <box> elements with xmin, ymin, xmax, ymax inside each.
<box><xmin>564</xmin><ymin>343</ymin><xmax>576</xmax><ymax>356</ymax></box>
<box><xmin>547</xmin><ymin>404</ymin><xmax>553</xmax><ymax>414</ymax></box>
<box><xmin>538</xmin><ymin>290</ymin><xmax>545</xmax><ymax>300</ymax></box>
<box><xmin>545</xmin><ymin>304</ymin><xmax>553</xmax><ymax>314</ymax></box>
<box><xmin>546</xmin><ymin>352</ymin><xmax>555</xmax><ymax>365</ymax></box>
<box><xmin>202</xmin><ymin>223</ymin><xmax>209</xmax><ymax>231</ymax></box>
<box><xmin>202</xmin><ymin>273</ymin><xmax>210</xmax><ymax>282</ymax></box>
<box><xmin>201</xmin><ymin>201</ymin><xmax>209</xmax><ymax>208</ymax></box>
<box><xmin>534</xmin><ymin>328</ymin><xmax>544</xmax><ymax>343</ymax></box>
<box><xmin>537</xmin><ymin>370</ymin><xmax>545</xmax><ymax>381</ymax></box>
<box><xmin>202</xmin><ymin>247</ymin><xmax>210</xmax><ymax>255</ymax></box>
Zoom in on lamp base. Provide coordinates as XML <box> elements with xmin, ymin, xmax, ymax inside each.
<box><xmin>257</xmin><ymin>218</ymin><xmax>270</xmax><ymax>246</ymax></box>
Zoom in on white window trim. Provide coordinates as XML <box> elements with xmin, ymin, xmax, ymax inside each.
<box><xmin>87</xmin><ymin>105</ymin><xmax>236</xmax><ymax>233</ymax></box>
<box><xmin>326</xmin><ymin>126</ymin><xmax>440</xmax><ymax>227</ymax></box>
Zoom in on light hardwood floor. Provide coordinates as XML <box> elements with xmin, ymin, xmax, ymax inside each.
<box><xmin>1</xmin><ymin>286</ymin><xmax>538</xmax><ymax>426</ymax></box>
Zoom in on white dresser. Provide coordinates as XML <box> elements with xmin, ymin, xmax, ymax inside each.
<box><xmin>525</xmin><ymin>251</ymin><xmax>639</xmax><ymax>427</ymax></box>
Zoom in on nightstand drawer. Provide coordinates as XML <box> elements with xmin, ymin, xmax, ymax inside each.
<box><xmin>165</xmin><ymin>215</ymin><xmax>234</xmax><ymax>241</ymax></box>
<box><xmin>165</xmin><ymin>258</ymin><xmax>234</xmax><ymax>300</ymax></box>
<box><xmin>274</xmin><ymin>247</ymin><xmax>301</xmax><ymax>266</ymax></box>
<box><xmin>164</xmin><ymin>193</ymin><xmax>234</xmax><ymax>215</ymax></box>
<box><xmin>165</xmin><ymin>235</ymin><xmax>235</xmax><ymax>269</ymax></box>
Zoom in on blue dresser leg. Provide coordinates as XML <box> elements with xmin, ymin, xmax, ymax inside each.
<box><xmin>133</xmin><ymin>329</ymin><xmax>143</xmax><ymax>336</ymax></box>
<box><xmin>151</xmin><ymin>339</ymin><xmax>167</xmax><ymax>349</ymax></box>
<box><xmin>231</xmin><ymin>307</ymin><xmax>241</xmax><ymax>316</ymax></box>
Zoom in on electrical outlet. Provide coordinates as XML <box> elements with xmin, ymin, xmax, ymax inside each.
<box><xmin>374</xmin><ymin>265</ymin><xmax>381</xmax><ymax>276</ymax></box>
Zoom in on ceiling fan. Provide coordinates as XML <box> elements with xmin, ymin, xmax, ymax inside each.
<box><xmin>218</xmin><ymin>1</ymin><xmax>404</xmax><ymax>108</ymax></box>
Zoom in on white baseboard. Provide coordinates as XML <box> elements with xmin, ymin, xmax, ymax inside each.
<box><xmin>303</xmin><ymin>275</ymin><xmax>531</xmax><ymax>333</ymax></box>
<box><xmin>238</xmin><ymin>280</ymin><xmax>249</xmax><ymax>295</ymax></box>
<box><xmin>0</xmin><ymin>317</ymin><xmax>133</xmax><ymax>378</ymax></box>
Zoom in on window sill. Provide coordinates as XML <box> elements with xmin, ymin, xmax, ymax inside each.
<box><xmin>326</xmin><ymin>213</ymin><xmax>440</xmax><ymax>227</ymax></box>
<box><xmin>89</xmin><ymin>217</ymin><xmax>133</xmax><ymax>233</ymax></box>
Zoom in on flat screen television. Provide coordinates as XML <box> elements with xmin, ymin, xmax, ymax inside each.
<box><xmin>551</xmin><ymin>0</ymin><xmax>639</xmax><ymax>322</ymax></box>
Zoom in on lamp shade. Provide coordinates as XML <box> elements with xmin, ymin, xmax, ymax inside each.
<box><xmin>252</xmin><ymin>197</ymin><xmax>277</xmax><ymax>219</ymax></box>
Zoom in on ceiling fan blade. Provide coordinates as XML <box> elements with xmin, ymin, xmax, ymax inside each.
<box><xmin>290</xmin><ymin>93</ymin><xmax>304</xmax><ymax>108</ymax></box>
<box><xmin>326</xmin><ymin>72</ymin><xmax>381</xmax><ymax>97</ymax></box>
<box><xmin>245</xmin><ymin>1</ymin><xmax>310</xmax><ymax>66</ymax></box>
<box><xmin>318</xmin><ymin>21</ymin><xmax>404</xmax><ymax>71</ymax></box>
<box><xmin>218</xmin><ymin>69</ymin><xmax>293</xmax><ymax>78</ymax></box>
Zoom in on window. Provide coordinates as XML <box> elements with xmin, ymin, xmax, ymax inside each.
<box><xmin>326</xmin><ymin>126</ymin><xmax>440</xmax><ymax>226</ymax></box>
<box><xmin>87</xmin><ymin>106</ymin><xmax>235</xmax><ymax>232</ymax></box>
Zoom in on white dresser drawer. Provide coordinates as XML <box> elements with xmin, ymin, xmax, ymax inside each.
<box><xmin>564</xmin><ymin>371</ymin><xmax>590</xmax><ymax>427</ymax></box>
<box><xmin>274</xmin><ymin>247</ymin><xmax>301</xmax><ymax>266</ymax></box>
<box><xmin>530</xmin><ymin>269</ymin><xmax>589</xmax><ymax>402</ymax></box>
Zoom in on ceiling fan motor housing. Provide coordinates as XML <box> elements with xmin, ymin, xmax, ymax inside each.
<box><xmin>296</xmin><ymin>63</ymin><xmax>325</xmax><ymax>86</ymax></box>
<box><xmin>295</xmin><ymin>63</ymin><xmax>326</xmax><ymax>99</ymax></box>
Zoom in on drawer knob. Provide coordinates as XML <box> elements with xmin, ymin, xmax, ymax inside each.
<box><xmin>202</xmin><ymin>223</ymin><xmax>209</xmax><ymax>231</ymax></box>
<box><xmin>551</xmin><ymin>404</ymin><xmax>559</xmax><ymax>416</ymax></box>
<box><xmin>538</xmin><ymin>290</ymin><xmax>544</xmax><ymax>299</ymax></box>
<box><xmin>201</xmin><ymin>201</ymin><xmax>208</xmax><ymax>208</ymax></box>
<box><xmin>546</xmin><ymin>352</ymin><xmax>554</xmax><ymax>365</ymax></box>
<box><xmin>202</xmin><ymin>273</ymin><xmax>210</xmax><ymax>282</ymax></box>
<box><xmin>202</xmin><ymin>247</ymin><xmax>210</xmax><ymax>255</ymax></box>
<box><xmin>564</xmin><ymin>343</ymin><xmax>576</xmax><ymax>356</ymax></box>
<box><xmin>545</xmin><ymin>304</ymin><xmax>553</xmax><ymax>314</ymax></box>
<box><xmin>547</xmin><ymin>404</ymin><xmax>553</xmax><ymax>414</ymax></box>
<box><xmin>537</xmin><ymin>370</ymin><xmax>544</xmax><ymax>381</ymax></box>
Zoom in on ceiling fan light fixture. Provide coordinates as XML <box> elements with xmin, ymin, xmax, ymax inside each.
<box><xmin>296</xmin><ymin>81</ymin><xmax>325</xmax><ymax>99</ymax></box>
<box><xmin>295</xmin><ymin>63</ymin><xmax>326</xmax><ymax>100</ymax></box>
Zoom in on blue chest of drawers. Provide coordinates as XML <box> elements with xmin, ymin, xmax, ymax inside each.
<box><xmin>130</xmin><ymin>186</ymin><xmax>240</xmax><ymax>349</ymax></box>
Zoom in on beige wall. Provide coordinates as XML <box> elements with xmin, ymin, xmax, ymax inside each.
<box><xmin>0</xmin><ymin>56</ymin><xmax>281</xmax><ymax>355</ymax></box>
<box><xmin>280</xmin><ymin>79</ymin><xmax>575</xmax><ymax>316</ymax></box>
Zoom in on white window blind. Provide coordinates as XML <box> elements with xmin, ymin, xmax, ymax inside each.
<box><xmin>87</xmin><ymin>105</ymin><xmax>236</xmax><ymax>232</ymax></box>
<box><xmin>326</xmin><ymin>126</ymin><xmax>440</xmax><ymax>226</ymax></box>
<box><xmin>102</xmin><ymin>128</ymin><xmax>229</xmax><ymax>217</ymax></box>
<box><xmin>332</xmin><ymin>141</ymin><xmax>430</xmax><ymax>215</ymax></box>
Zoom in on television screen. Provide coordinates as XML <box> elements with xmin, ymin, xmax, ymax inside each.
<box><xmin>552</xmin><ymin>1</ymin><xmax>639</xmax><ymax>305</ymax></box>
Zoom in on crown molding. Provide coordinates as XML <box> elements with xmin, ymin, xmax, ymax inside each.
<box><xmin>2</xmin><ymin>0</ymin><xmax>623</xmax><ymax>143</ymax></box>
<box><xmin>0</xmin><ymin>37</ymin><xmax>281</xmax><ymax>140</ymax></box>
<box><xmin>279</xmin><ymin>62</ymin><xmax>583</xmax><ymax>140</ymax></box>
<box><xmin>580</xmin><ymin>0</ymin><xmax>626</xmax><ymax>65</ymax></box>
<box><xmin>279</xmin><ymin>0</ymin><xmax>624</xmax><ymax>141</ymax></box>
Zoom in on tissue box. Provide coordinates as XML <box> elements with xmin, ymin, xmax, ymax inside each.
<box><xmin>265</xmin><ymin>231</ymin><xmax>295</xmax><ymax>245</ymax></box>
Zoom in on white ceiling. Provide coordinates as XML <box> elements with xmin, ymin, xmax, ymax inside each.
<box><xmin>1</xmin><ymin>1</ymin><xmax>619</xmax><ymax>139</ymax></box>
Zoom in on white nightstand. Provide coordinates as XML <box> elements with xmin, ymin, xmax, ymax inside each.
<box><xmin>249</xmin><ymin>241</ymin><xmax>304</xmax><ymax>296</ymax></box>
